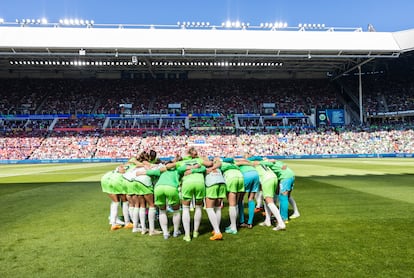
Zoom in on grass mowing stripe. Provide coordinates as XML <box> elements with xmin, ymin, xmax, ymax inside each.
<box><xmin>288</xmin><ymin>158</ymin><xmax>414</xmax><ymax>204</ymax></box>
<box><xmin>0</xmin><ymin>164</ymin><xmax>116</xmax><ymax>184</ymax></box>
<box><xmin>288</xmin><ymin>158</ymin><xmax>414</xmax><ymax>176</ymax></box>
<box><xmin>0</xmin><ymin>163</ymin><xmax>116</xmax><ymax>178</ymax></box>
<box><xmin>0</xmin><ymin>164</ymin><xmax>115</xmax><ymax>196</ymax></box>
<box><xmin>306</xmin><ymin>173</ymin><xmax>414</xmax><ymax>204</ymax></box>
<box><xmin>289</xmin><ymin>158</ymin><xmax>414</xmax><ymax>173</ymax></box>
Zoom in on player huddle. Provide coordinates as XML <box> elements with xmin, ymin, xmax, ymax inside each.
<box><xmin>101</xmin><ymin>147</ymin><xmax>300</xmax><ymax>241</ymax></box>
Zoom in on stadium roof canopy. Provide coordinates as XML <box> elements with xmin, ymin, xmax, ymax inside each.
<box><xmin>1</xmin><ymin>23</ymin><xmax>413</xmax><ymax>79</ymax></box>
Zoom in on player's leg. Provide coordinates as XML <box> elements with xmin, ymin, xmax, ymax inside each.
<box><xmin>181</xmin><ymin>199</ymin><xmax>191</xmax><ymax>241</ymax></box>
<box><xmin>278</xmin><ymin>177</ymin><xmax>294</xmax><ymax>222</ymax></box>
<box><xmin>144</xmin><ymin>193</ymin><xmax>161</xmax><ymax>236</ymax></box>
<box><xmin>130</xmin><ymin>195</ymin><xmax>141</xmax><ymax>233</ymax></box>
<box><xmin>120</xmin><ymin>194</ymin><xmax>133</xmax><ymax>229</ymax></box>
<box><xmin>192</xmin><ymin>181</ymin><xmax>206</xmax><ymax>239</ymax></box>
<box><xmin>255</xmin><ymin>190</ymin><xmax>264</xmax><ymax>213</ymax></box>
<box><xmin>155</xmin><ymin>186</ymin><xmax>169</xmax><ymax>239</ymax></box>
<box><xmin>289</xmin><ymin>195</ymin><xmax>300</xmax><ymax>218</ymax></box>
<box><xmin>108</xmin><ymin>194</ymin><xmax>122</xmax><ymax>230</ymax></box>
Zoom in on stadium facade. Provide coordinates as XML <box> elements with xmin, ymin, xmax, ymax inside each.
<box><xmin>1</xmin><ymin>22</ymin><xmax>414</xmax><ymax>79</ymax></box>
<box><xmin>0</xmin><ymin>22</ymin><xmax>413</xmax><ymax>163</ymax></box>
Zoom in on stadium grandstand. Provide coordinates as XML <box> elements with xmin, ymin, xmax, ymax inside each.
<box><xmin>0</xmin><ymin>21</ymin><xmax>413</xmax><ymax>162</ymax></box>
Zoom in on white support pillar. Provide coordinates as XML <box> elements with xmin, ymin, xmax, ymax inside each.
<box><xmin>358</xmin><ymin>66</ymin><xmax>363</xmax><ymax>125</ymax></box>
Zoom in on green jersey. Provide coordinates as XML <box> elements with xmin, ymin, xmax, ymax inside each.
<box><xmin>254</xmin><ymin>161</ymin><xmax>277</xmax><ymax>184</ymax></box>
<box><xmin>269</xmin><ymin>161</ymin><xmax>295</xmax><ymax>180</ymax></box>
<box><xmin>238</xmin><ymin>163</ymin><xmax>256</xmax><ymax>173</ymax></box>
<box><xmin>147</xmin><ymin>168</ymin><xmax>180</xmax><ymax>188</ymax></box>
<box><xmin>175</xmin><ymin>157</ymin><xmax>205</xmax><ymax>176</ymax></box>
<box><xmin>219</xmin><ymin>161</ymin><xmax>240</xmax><ymax>172</ymax></box>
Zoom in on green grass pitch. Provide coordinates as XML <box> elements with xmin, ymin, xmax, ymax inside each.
<box><xmin>0</xmin><ymin>158</ymin><xmax>413</xmax><ymax>277</ymax></box>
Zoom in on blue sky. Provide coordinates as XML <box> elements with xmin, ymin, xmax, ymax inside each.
<box><xmin>1</xmin><ymin>0</ymin><xmax>413</xmax><ymax>32</ymax></box>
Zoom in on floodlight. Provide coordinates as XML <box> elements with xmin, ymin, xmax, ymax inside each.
<box><xmin>368</xmin><ymin>24</ymin><xmax>376</xmax><ymax>32</ymax></box>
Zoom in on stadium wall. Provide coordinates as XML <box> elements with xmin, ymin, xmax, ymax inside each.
<box><xmin>1</xmin><ymin>153</ymin><xmax>413</xmax><ymax>164</ymax></box>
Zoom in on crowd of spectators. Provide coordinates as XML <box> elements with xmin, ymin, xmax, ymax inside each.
<box><xmin>341</xmin><ymin>75</ymin><xmax>414</xmax><ymax>115</ymax></box>
<box><xmin>29</xmin><ymin>131</ymin><xmax>99</xmax><ymax>160</ymax></box>
<box><xmin>1</xmin><ymin>123</ymin><xmax>413</xmax><ymax>160</ymax></box>
<box><xmin>0</xmin><ymin>130</ymin><xmax>45</xmax><ymax>160</ymax></box>
<box><xmin>0</xmin><ymin>78</ymin><xmax>340</xmax><ymax>116</ymax></box>
<box><xmin>0</xmin><ymin>76</ymin><xmax>413</xmax><ymax>160</ymax></box>
<box><xmin>1</xmin><ymin>77</ymin><xmax>413</xmax><ymax>116</ymax></box>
